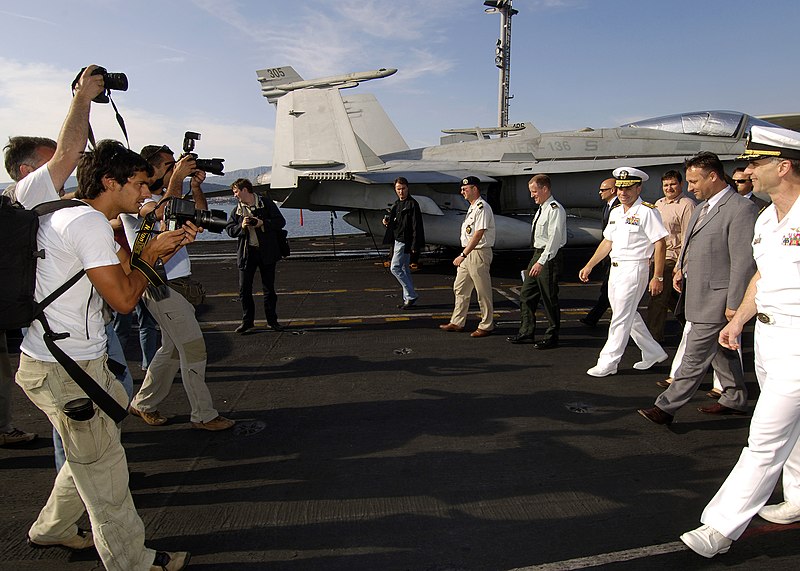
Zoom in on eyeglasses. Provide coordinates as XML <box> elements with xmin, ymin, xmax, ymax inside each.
<box><xmin>733</xmin><ymin>179</ymin><xmax>751</xmax><ymax>184</ymax></box>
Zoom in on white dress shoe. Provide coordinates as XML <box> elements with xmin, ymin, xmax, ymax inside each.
<box><xmin>680</xmin><ymin>524</ymin><xmax>732</xmax><ymax>558</ymax></box>
<box><xmin>633</xmin><ymin>352</ymin><xmax>669</xmax><ymax>370</ymax></box>
<box><xmin>758</xmin><ymin>501</ymin><xmax>800</xmax><ymax>524</ymax></box>
<box><xmin>586</xmin><ymin>364</ymin><xmax>617</xmax><ymax>377</ymax></box>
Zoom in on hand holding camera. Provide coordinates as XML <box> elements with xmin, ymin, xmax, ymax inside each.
<box><xmin>72</xmin><ymin>65</ymin><xmax>106</xmax><ymax>103</ymax></box>
<box><xmin>72</xmin><ymin>65</ymin><xmax>127</xmax><ymax>104</ymax></box>
<box><xmin>243</xmin><ymin>216</ymin><xmax>261</xmax><ymax>229</ymax></box>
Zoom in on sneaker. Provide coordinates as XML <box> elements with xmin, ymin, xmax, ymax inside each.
<box><xmin>129</xmin><ymin>406</ymin><xmax>168</xmax><ymax>426</ymax></box>
<box><xmin>151</xmin><ymin>550</ymin><xmax>191</xmax><ymax>570</ymax></box>
<box><xmin>758</xmin><ymin>501</ymin><xmax>800</xmax><ymax>524</ymax></box>
<box><xmin>680</xmin><ymin>524</ymin><xmax>732</xmax><ymax>558</ymax></box>
<box><xmin>28</xmin><ymin>528</ymin><xmax>94</xmax><ymax>551</ymax></box>
<box><xmin>586</xmin><ymin>364</ymin><xmax>617</xmax><ymax>377</ymax></box>
<box><xmin>191</xmin><ymin>415</ymin><xmax>235</xmax><ymax>431</ymax></box>
<box><xmin>0</xmin><ymin>427</ymin><xmax>36</xmax><ymax>446</ymax></box>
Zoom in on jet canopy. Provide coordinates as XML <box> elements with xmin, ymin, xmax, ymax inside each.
<box><xmin>621</xmin><ymin>110</ymin><xmax>779</xmax><ymax>138</ymax></box>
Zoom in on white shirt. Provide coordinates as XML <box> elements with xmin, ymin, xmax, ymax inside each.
<box><xmin>21</xmin><ymin>204</ymin><xmax>120</xmax><ymax>361</ymax></box>
<box><xmin>15</xmin><ymin>164</ymin><xmax>59</xmax><ymax>209</ymax></box>
<box><xmin>752</xmin><ymin>198</ymin><xmax>800</xmax><ymax>317</ymax></box>
<box><xmin>461</xmin><ymin>197</ymin><xmax>496</xmax><ymax>249</ymax></box>
<box><xmin>603</xmin><ymin>198</ymin><xmax>668</xmax><ymax>261</ymax></box>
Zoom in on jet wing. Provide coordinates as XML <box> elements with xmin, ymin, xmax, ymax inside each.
<box><xmin>351</xmin><ymin>171</ymin><xmax>496</xmax><ymax>185</ymax></box>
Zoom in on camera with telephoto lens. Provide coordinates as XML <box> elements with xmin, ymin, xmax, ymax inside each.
<box><xmin>181</xmin><ymin>131</ymin><xmax>225</xmax><ymax>176</ymax></box>
<box><xmin>72</xmin><ymin>66</ymin><xmax>128</xmax><ymax>104</ymax></box>
<box><xmin>163</xmin><ymin>197</ymin><xmax>227</xmax><ymax>233</ymax></box>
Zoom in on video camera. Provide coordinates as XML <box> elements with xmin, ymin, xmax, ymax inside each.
<box><xmin>72</xmin><ymin>66</ymin><xmax>128</xmax><ymax>104</ymax></box>
<box><xmin>163</xmin><ymin>197</ymin><xmax>227</xmax><ymax>234</ymax></box>
<box><xmin>182</xmin><ymin>131</ymin><xmax>225</xmax><ymax>176</ymax></box>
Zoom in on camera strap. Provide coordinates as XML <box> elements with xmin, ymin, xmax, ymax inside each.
<box><xmin>130</xmin><ymin>211</ymin><xmax>167</xmax><ymax>287</ymax></box>
<box><xmin>36</xmin><ymin>279</ymin><xmax>128</xmax><ymax>424</ymax></box>
<box><xmin>86</xmin><ymin>93</ymin><xmax>130</xmax><ymax>151</ymax></box>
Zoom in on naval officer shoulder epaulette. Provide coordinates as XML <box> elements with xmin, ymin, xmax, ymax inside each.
<box><xmin>477</xmin><ymin>201</ymin><xmax>484</xmax><ymax>209</ymax></box>
<box><xmin>642</xmin><ymin>202</ymin><xmax>656</xmax><ymax>209</ymax></box>
<box><xmin>550</xmin><ymin>202</ymin><xmax>559</xmax><ymax>209</ymax></box>
<box><xmin>611</xmin><ymin>202</ymin><xmax>622</xmax><ymax>209</ymax></box>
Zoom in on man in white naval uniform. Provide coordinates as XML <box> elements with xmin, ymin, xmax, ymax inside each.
<box><xmin>439</xmin><ymin>176</ymin><xmax>496</xmax><ymax>337</ymax></box>
<box><xmin>681</xmin><ymin>127</ymin><xmax>800</xmax><ymax>557</ymax></box>
<box><xmin>579</xmin><ymin>167</ymin><xmax>668</xmax><ymax>377</ymax></box>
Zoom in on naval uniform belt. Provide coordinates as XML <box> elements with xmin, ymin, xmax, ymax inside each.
<box><xmin>610</xmin><ymin>259</ymin><xmax>648</xmax><ymax>266</ymax></box>
<box><xmin>756</xmin><ymin>312</ymin><xmax>800</xmax><ymax>327</ymax></box>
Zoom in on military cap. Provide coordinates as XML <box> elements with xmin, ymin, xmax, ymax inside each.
<box><xmin>461</xmin><ymin>176</ymin><xmax>481</xmax><ymax>187</ymax></box>
<box><xmin>739</xmin><ymin>125</ymin><xmax>800</xmax><ymax>161</ymax></box>
<box><xmin>612</xmin><ymin>167</ymin><xmax>649</xmax><ymax>188</ymax></box>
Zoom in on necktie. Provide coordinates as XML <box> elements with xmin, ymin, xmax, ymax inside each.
<box><xmin>531</xmin><ymin>208</ymin><xmax>541</xmax><ymax>246</ymax></box>
<box><xmin>696</xmin><ymin>202</ymin><xmax>709</xmax><ymax>226</ymax></box>
<box><xmin>602</xmin><ymin>203</ymin><xmax>612</xmax><ymax>229</ymax></box>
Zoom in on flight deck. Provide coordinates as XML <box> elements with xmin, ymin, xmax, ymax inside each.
<box><xmin>2</xmin><ymin>236</ymin><xmax>799</xmax><ymax>570</ymax></box>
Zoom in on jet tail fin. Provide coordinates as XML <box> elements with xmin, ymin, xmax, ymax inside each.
<box><xmin>256</xmin><ymin>66</ymin><xmax>305</xmax><ymax>104</ymax></box>
<box><xmin>268</xmin><ymin>80</ymin><xmax>409</xmax><ymax>190</ymax></box>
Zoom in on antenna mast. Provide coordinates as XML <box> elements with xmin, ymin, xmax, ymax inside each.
<box><xmin>484</xmin><ymin>0</ymin><xmax>518</xmax><ymax>137</ymax></box>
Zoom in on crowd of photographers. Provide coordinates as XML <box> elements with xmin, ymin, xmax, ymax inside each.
<box><xmin>0</xmin><ymin>65</ymin><xmax>231</xmax><ymax>570</ymax></box>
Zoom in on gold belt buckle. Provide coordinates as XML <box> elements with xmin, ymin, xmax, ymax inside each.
<box><xmin>756</xmin><ymin>313</ymin><xmax>773</xmax><ymax>324</ymax></box>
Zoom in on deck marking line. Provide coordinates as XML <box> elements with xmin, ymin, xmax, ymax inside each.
<box><xmin>507</xmin><ymin>541</ymin><xmax>687</xmax><ymax>571</ymax></box>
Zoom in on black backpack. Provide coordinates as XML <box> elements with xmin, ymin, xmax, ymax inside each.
<box><xmin>0</xmin><ymin>196</ymin><xmax>128</xmax><ymax>422</ymax></box>
<box><xmin>0</xmin><ymin>196</ymin><xmax>86</xmax><ymax>329</ymax></box>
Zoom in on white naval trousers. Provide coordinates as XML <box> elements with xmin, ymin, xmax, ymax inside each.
<box><xmin>450</xmin><ymin>248</ymin><xmax>494</xmax><ymax>330</ymax></box>
<box><xmin>595</xmin><ymin>259</ymin><xmax>664</xmax><ymax>369</ymax></box>
<box><xmin>701</xmin><ymin>318</ymin><xmax>800</xmax><ymax>540</ymax></box>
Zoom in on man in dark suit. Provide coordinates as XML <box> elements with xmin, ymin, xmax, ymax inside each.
<box><xmin>581</xmin><ymin>178</ymin><xmax>617</xmax><ymax>327</ymax></box>
<box><xmin>638</xmin><ymin>152</ymin><xmax>759</xmax><ymax>425</ymax></box>
<box><xmin>732</xmin><ymin>166</ymin><xmax>769</xmax><ymax>210</ymax></box>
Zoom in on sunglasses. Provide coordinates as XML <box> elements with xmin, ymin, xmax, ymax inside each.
<box><xmin>733</xmin><ymin>179</ymin><xmax>751</xmax><ymax>184</ymax></box>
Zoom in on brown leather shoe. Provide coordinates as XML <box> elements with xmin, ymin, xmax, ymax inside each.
<box><xmin>470</xmin><ymin>328</ymin><xmax>492</xmax><ymax>338</ymax></box>
<box><xmin>698</xmin><ymin>403</ymin><xmax>746</xmax><ymax>415</ymax></box>
<box><xmin>191</xmin><ymin>415</ymin><xmax>235</xmax><ymax>431</ymax></box>
<box><xmin>655</xmin><ymin>377</ymin><xmax>673</xmax><ymax>389</ymax></box>
<box><xmin>439</xmin><ymin>323</ymin><xmax>464</xmax><ymax>332</ymax></box>
<box><xmin>129</xmin><ymin>406</ymin><xmax>168</xmax><ymax>426</ymax></box>
<box><xmin>706</xmin><ymin>388</ymin><xmax>722</xmax><ymax>399</ymax></box>
<box><xmin>637</xmin><ymin>406</ymin><xmax>674</xmax><ymax>425</ymax></box>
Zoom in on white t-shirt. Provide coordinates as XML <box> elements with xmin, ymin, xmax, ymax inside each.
<box><xmin>15</xmin><ymin>164</ymin><xmax>59</xmax><ymax>209</ymax></box>
<box><xmin>120</xmin><ymin>195</ymin><xmax>191</xmax><ymax>280</ymax></box>
<box><xmin>21</xmin><ymin>203</ymin><xmax>120</xmax><ymax>361</ymax></box>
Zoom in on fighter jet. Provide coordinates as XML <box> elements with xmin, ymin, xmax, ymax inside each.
<box><xmin>255</xmin><ymin>65</ymin><xmax>789</xmax><ymax>249</ymax></box>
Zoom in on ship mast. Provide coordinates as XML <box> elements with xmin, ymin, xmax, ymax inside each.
<box><xmin>484</xmin><ymin>0</ymin><xmax>518</xmax><ymax>137</ymax></box>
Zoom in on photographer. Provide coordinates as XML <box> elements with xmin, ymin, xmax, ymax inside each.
<box><xmin>121</xmin><ymin>145</ymin><xmax>234</xmax><ymax>431</ymax></box>
<box><xmin>225</xmin><ymin>178</ymin><xmax>286</xmax><ymax>333</ymax></box>
<box><xmin>16</xmin><ymin>140</ymin><xmax>191</xmax><ymax>570</ymax></box>
<box><xmin>3</xmin><ymin>65</ymin><xmax>120</xmax><ymax>451</ymax></box>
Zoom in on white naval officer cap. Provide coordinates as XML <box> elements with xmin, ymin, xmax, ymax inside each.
<box><xmin>739</xmin><ymin>125</ymin><xmax>800</xmax><ymax>161</ymax></box>
<box><xmin>612</xmin><ymin>166</ymin><xmax>649</xmax><ymax>188</ymax></box>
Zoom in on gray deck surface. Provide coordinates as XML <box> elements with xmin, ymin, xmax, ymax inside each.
<box><xmin>2</xmin><ymin>236</ymin><xmax>799</xmax><ymax>570</ymax></box>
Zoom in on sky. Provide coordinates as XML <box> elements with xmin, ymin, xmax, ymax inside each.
<box><xmin>2</xmin><ymin>0</ymin><xmax>799</xmax><ymax>181</ymax></box>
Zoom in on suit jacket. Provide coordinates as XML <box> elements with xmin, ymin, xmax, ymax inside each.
<box><xmin>676</xmin><ymin>189</ymin><xmax>758</xmax><ymax>323</ymax></box>
<box><xmin>749</xmin><ymin>193</ymin><xmax>770</xmax><ymax>211</ymax></box>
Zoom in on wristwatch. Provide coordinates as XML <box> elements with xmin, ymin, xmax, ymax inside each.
<box><xmin>655</xmin><ymin>276</ymin><xmax>664</xmax><ymax>282</ymax></box>
<box><xmin>460</xmin><ymin>252</ymin><xmax>468</xmax><ymax>258</ymax></box>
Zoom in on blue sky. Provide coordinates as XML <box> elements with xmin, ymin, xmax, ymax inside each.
<box><xmin>2</xmin><ymin>0</ymin><xmax>799</xmax><ymax>178</ymax></box>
